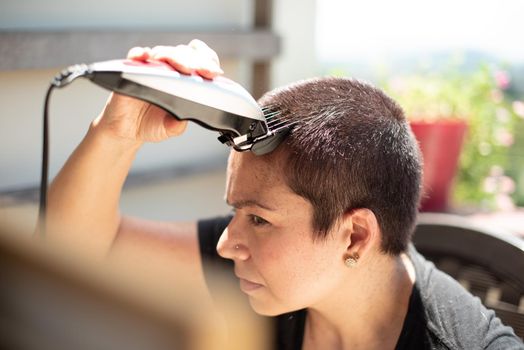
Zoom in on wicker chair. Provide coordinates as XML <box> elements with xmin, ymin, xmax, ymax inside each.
<box><xmin>413</xmin><ymin>213</ymin><xmax>524</xmax><ymax>339</ymax></box>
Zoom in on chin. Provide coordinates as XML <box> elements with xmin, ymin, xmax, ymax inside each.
<box><xmin>247</xmin><ymin>296</ymin><xmax>291</xmax><ymax>317</ymax></box>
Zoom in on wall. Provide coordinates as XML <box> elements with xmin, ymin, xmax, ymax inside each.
<box><xmin>0</xmin><ymin>0</ymin><xmax>253</xmax><ymax>30</ymax></box>
<box><xmin>270</xmin><ymin>0</ymin><xmax>317</xmax><ymax>89</ymax></box>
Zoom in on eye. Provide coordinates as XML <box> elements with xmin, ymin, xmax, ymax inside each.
<box><xmin>249</xmin><ymin>214</ymin><xmax>270</xmax><ymax>226</ymax></box>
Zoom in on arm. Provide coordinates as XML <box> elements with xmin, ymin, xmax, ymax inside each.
<box><xmin>47</xmin><ymin>114</ymin><xmax>142</xmax><ymax>257</ymax></box>
<box><xmin>46</xmin><ymin>41</ymin><xmax>223</xmax><ymax>276</ymax></box>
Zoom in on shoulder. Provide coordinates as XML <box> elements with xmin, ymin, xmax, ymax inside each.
<box><xmin>408</xmin><ymin>245</ymin><xmax>523</xmax><ymax>349</ymax></box>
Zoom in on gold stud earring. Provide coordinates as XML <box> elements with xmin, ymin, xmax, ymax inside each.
<box><xmin>344</xmin><ymin>252</ymin><xmax>359</xmax><ymax>267</ymax></box>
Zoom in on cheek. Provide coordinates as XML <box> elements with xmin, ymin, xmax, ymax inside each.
<box><xmin>253</xmin><ymin>233</ymin><xmax>341</xmax><ymax>308</ymax></box>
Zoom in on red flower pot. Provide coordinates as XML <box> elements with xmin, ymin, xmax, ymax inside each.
<box><xmin>410</xmin><ymin>120</ymin><xmax>468</xmax><ymax>212</ymax></box>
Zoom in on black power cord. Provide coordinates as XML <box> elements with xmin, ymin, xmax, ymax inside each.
<box><xmin>37</xmin><ymin>65</ymin><xmax>90</xmax><ymax>237</ymax></box>
<box><xmin>37</xmin><ymin>83</ymin><xmax>56</xmax><ymax>237</ymax></box>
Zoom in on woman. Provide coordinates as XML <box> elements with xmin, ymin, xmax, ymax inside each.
<box><xmin>47</xmin><ymin>40</ymin><xmax>523</xmax><ymax>349</ymax></box>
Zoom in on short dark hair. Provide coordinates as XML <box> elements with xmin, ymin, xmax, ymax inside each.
<box><xmin>258</xmin><ymin>77</ymin><xmax>422</xmax><ymax>255</ymax></box>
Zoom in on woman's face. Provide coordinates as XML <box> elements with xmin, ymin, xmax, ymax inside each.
<box><xmin>217</xmin><ymin>151</ymin><xmax>348</xmax><ymax>316</ymax></box>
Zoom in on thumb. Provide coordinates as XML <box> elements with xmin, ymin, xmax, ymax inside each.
<box><xmin>164</xmin><ymin>116</ymin><xmax>188</xmax><ymax>137</ymax></box>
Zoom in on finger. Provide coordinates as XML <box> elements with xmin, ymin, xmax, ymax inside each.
<box><xmin>151</xmin><ymin>44</ymin><xmax>223</xmax><ymax>77</ymax></box>
<box><xmin>188</xmin><ymin>39</ymin><xmax>221</xmax><ymax>66</ymax></box>
<box><xmin>195</xmin><ymin>66</ymin><xmax>224</xmax><ymax>80</ymax></box>
<box><xmin>127</xmin><ymin>46</ymin><xmax>151</xmax><ymax>61</ymax></box>
<box><xmin>150</xmin><ymin>45</ymin><xmax>196</xmax><ymax>74</ymax></box>
<box><xmin>164</xmin><ymin>117</ymin><xmax>188</xmax><ymax>137</ymax></box>
<box><xmin>188</xmin><ymin>40</ymin><xmax>223</xmax><ymax>78</ymax></box>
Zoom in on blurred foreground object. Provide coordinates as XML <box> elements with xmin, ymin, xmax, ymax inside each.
<box><xmin>0</xmin><ymin>219</ymin><xmax>269</xmax><ymax>350</ymax></box>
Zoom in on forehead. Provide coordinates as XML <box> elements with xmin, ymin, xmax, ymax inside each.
<box><xmin>225</xmin><ymin>151</ymin><xmax>290</xmax><ymax>204</ymax></box>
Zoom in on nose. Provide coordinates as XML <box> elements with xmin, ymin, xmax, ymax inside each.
<box><xmin>216</xmin><ymin>218</ymin><xmax>250</xmax><ymax>261</ymax></box>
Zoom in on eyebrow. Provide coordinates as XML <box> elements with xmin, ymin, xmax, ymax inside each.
<box><xmin>226</xmin><ymin>198</ymin><xmax>276</xmax><ymax>211</ymax></box>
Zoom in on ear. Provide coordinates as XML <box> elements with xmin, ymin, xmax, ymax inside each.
<box><xmin>338</xmin><ymin>208</ymin><xmax>380</xmax><ymax>260</ymax></box>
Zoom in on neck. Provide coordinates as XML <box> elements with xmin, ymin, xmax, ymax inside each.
<box><xmin>303</xmin><ymin>252</ymin><xmax>416</xmax><ymax>350</ymax></box>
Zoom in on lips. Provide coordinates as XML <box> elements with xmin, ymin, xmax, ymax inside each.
<box><xmin>238</xmin><ymin>278</ymin><xmax>263</xmax><ymax>293</ymax></box>
<box><xmin>234</xmin><ymin>267</ymin><xmax>264</xmax><ymax>293</ymax></box>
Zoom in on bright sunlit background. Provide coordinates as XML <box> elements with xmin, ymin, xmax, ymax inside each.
<box><xmin>315</xmin><ymin>0</ymin><xmax>524</xmax><ymax>74</ymax></box>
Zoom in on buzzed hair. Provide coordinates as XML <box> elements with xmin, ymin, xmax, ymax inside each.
<box><xmin>258</xmin><ymin>77</ymin><xmax>422</xmax><ymax>255</ymax></box>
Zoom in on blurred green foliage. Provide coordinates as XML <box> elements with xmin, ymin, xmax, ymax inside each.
<box><xmin>382</xmin><ymin>63</ymin><xmax>524</xmax><ymax>210</ymax></box>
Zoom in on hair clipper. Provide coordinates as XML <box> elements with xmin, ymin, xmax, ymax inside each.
<box><xmin>53</xmin><ymin>59</ymin><xmax>285</xmax><ymax>155</ymax></box>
